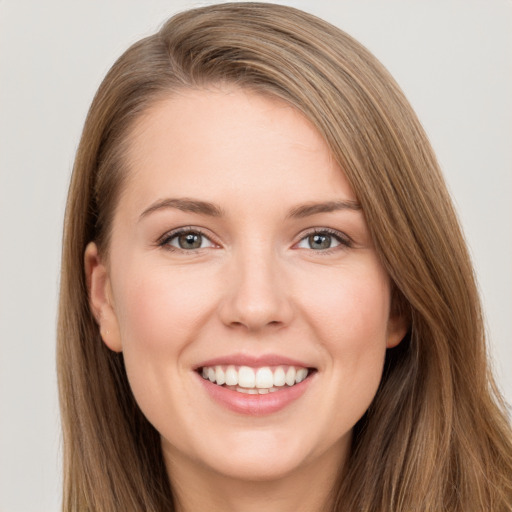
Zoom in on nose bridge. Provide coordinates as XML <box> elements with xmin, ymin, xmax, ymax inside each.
<box><xmin>219</xmin><ymin>240</ymin><xmax>293</xmax><ymax>331</ymax></box>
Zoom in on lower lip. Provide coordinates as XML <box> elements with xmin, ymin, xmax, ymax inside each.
<box><xmin>196</xmin><ymin>372</ymin><xmax>314</xmax><ymax>416</ymax></box>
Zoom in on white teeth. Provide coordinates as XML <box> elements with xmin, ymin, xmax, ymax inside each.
<box><xmin>285</xmin><ymin>367</ymin><xmax>296</xmax><ymax>386</ymax></box>
<box><xmin>215</xmin><ymin>366</ymin><xmax>225</xmax><ymax>386</ymax></box>
<box><xmin>236</xmin><ymin>387</ymin><xmax>258</xmax><ymax>394</ymax></box>
<box><xmin>225</xmin><ymin>365</ymin><xmax>238</xmax><ymax>386</ymax></box>
<box><xmin>296</xmin><ymin>368</ymin><xmax>308</xmax><ymax>383</ymax></box>
<box><xmin>238</xmin><ymin>366</ymin><xmax>256</xmax><ymax>388</ymax></box>
<box><xmin>273</xmin><ymin>366</ymin><xmax>286</xmax><ymax>387</ymax></box>
<box><xmin>200</xmin><ymin>364</ymin><xmax>312</xmax><ymax>391</ymax></box>
<box><xmin>255</xmin><ymin>367</ymin><xmax>273</xmax><ymax>388</ymax></box>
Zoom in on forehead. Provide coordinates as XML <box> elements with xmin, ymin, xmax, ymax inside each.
<box><xmin>120</xmin><ymin>86</ymin><xmax>355</xmax><ymax>216</ymax></box>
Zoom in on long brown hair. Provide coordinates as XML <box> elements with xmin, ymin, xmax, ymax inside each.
<box><xmin>58</xmin><ymin>3</ymin><xmax>512</xmax><ymax>510</ymax></box>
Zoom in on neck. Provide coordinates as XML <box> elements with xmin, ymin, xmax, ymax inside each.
<box><xmin>164</xmin><ymin>441</ymin><xmax>347</xmax><ymax>512</ymax></box>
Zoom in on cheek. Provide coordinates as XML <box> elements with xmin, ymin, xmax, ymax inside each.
<box><xmin>303</xmin><ymin>267</ymin><xmax>390</xmax><ymax>428</ymax></box>
<box><xmin>113</xmin><ymin>261</ymin><xmax>216</xmax><ymax>353</ymax></box>
<box><xmin>109</xmin><ymin>261</ymin><xmax>217</xmax><ymax>432</ymax></box>
<box><xmin>302</xmin><ymin>265</ymin><xmax>391</xmax><ymax>344</ymax></box>
<box><xmin>299</xmin><ymin>262</ymin><xmax>391</xmax><ymax>395</ymax></box>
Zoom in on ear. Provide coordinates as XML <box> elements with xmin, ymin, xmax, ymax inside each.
<box><xmin>84</xmin><ymin>242</ymin><xmax>123</xmax><ymax>352</ymax></box>
<box><xmin>386</xmin><ymin>312</ymin><xmax>409</xmax><ymax>349</ymax></box>
<box><xmin>385</xmin><ymin>287</ymin><xmax>410</xmax><ymax>349</ymax></box>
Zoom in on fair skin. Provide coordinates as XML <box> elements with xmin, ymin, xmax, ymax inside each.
<box><xmin>86</xmin><ymin>86</ymin><xmax>406</xmax><ymax>512</ymax></box>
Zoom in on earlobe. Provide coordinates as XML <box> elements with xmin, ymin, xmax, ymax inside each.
<box><xmin>84</xmin><ymin>242</ymin><xmax>123</xmax><ymax>353</ymax></box>
<box><xmin>386</xmin><ymin>314</ymin><xmax>409</xmax><ymax>349</ymax></box>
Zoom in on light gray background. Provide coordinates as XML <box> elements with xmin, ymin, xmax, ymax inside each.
<box><xmin>1</xmin><ymin>1</ymin><xmax>510</xmax><ymax>510</ymax></box>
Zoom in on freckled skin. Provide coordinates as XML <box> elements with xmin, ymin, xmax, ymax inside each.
<box><xmin>87</xmin><ymin>86</ymin><xmax>407</xmax><ymax>511</ymax></box>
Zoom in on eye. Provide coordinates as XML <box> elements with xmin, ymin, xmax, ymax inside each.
<box><xmin>160</xmin><ymin>229</ymin><xmax>216</xmax><ymax>251</ymax></box>
<box><xmin>296</xmin><ymin>230</ymin><xmax>349</xmax><ymax>251</ymax></box>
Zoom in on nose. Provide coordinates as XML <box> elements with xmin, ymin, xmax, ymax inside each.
<box><xmin>218</xmin><ymin>248</ymin><xmax>294</xmax><ymax>332</ymax></box>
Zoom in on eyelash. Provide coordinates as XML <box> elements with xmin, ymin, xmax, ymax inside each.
<box><xmin>157</xmin><ymin>227</ymin><xmax>352</xmax><ymax>253</ymax></box>
<box><xmin>296</xmin><ymin>228</ymin><xmax>353</xmax><ymax>253</ymax></box>
<box><xmin>157</xmin><ymin>226</ymin><xmax>216</xmax><ymax>252</ymax></box>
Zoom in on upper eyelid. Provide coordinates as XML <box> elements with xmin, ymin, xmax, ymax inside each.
<box><xmin>157</xmin><ymin>226</ymin><xmax>218</xmax><ymax>247</ymax></box>
<box><xmin>295</xmin><ymin>227</ymin><xmax>352</xmax><ymax>244</ymax></box>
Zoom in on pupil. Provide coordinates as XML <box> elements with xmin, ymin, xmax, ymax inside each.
<box><xmin>310</xmin><ymin>234</ymin><xmax>331</xmax><ymax>250</ymax></box>
<box><xmin>179</xmin><ymin>233</ymin><xmax>202</xmax><ymax>249</ymax></box>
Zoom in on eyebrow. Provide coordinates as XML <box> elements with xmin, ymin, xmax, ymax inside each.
<box><xmin>139</xmin><ymin>198</ymin><xmax>224</xmax><ymax>220</ymax></box>
<box><xmin>139</xmin><ymin>197</ymin><xmax>361</xmax><ymax>221</ymax></box>
<box><xmin>286</xmin><ymin>200</ymin><xmax>362</xmax><ymax>218</ymax></box>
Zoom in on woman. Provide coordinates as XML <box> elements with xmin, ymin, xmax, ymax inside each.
<box><xmin>57</xmin><ymin>3</ymin><xmax>512</xmax><ymax>511</ymax></box>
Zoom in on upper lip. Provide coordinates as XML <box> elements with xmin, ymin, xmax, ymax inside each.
<box><xmin>194</xmin><ymin>353</ymin><xmax>315</xmax><ymax>370</ymax></box>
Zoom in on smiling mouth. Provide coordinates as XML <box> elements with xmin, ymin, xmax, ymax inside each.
<box><xmin>198</xmin><ymin>365</ymin><xmax>316</xmax><ymax>394</ymax></box>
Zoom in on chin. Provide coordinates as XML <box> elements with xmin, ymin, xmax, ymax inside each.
<box><xmin>205</xmin><ymin>449</ymin><xmax>311</xmax><ymax>482</ymax></box>
<box><xmin>181</xmin><ymin>426</ymin><xmax>346</xmax><ymax>483</ymax></box>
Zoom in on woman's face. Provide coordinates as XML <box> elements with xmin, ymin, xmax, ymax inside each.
<box><xmin>87</xmin><ymin>86</ymin><xmax>406</xmax><ymax>484</ymax></box>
